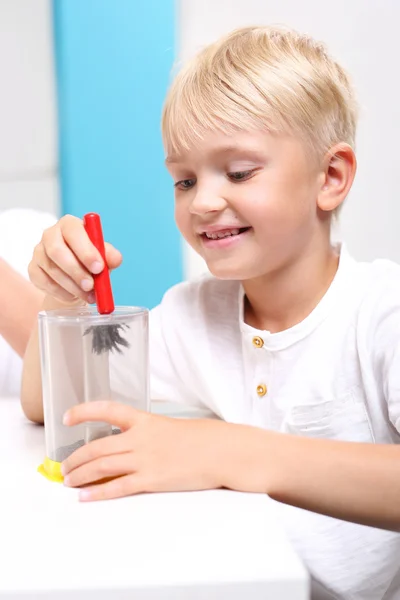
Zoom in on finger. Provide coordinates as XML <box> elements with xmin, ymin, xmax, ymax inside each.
<box><xmin>42</xmin><ymin>226</ymin><xmax>96</xmax><ymax>292</ymax></box>
<box><xmin>32</xmin><ymin>244</ymin><xmax>93</xmax><ymax>301</ymax></box>
<box><xmin>64</xmin><ymin>452</ymin><xmax>135</xmax><ymax>488</ymax></box>
<box><xmin>78</xmin><ymin>473</ymin><xmax>148</xmax><ymax>502</ymax></box>
<box><xmin>60</xmin><ymin>214</ymin><xmax>105</xmax><ymax>275</ymax></box>
<box><xmin>64</xmin><ymin>400</ymin><xmax>139</xmax><ymax>431</ymax></box>
<box><xmin>104</xmin><ymin>242</ymin><xmax>123</xmax><ymax>271</ymax></box>
<box><xmin>62</xmin><ymin>216</ymin><xmax>123</xmax><ymax>274</ymax></box>
<box><xmin>28</xmin><ymin>260</ymin><xmax>73</xmax><ymax>301</ymax></box>
<box><xmin>32</xmin><ymin>265</ymin><xmax>85</xmax><ymax>303</ymax></box>
<box><xmin>62</xmin><ymin>429</ymin><xmax>126</xmax><ymax>474</ymax></box>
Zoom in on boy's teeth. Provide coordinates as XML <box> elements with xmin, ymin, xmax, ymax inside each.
<box><xmin>205</xmin><ymin>228</ymin><xmax>240</xmax><ymax>240</ymax></box>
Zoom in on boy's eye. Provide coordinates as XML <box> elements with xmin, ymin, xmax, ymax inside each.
<box><xmin>227</xmin><ymin>170</ymin><xmax>254</xmax><ymax>182</ymax></box>
<box><xmin>174</xmin><ymin>178</ymin><xmax>196</xmax><ymax>190</ymax></box>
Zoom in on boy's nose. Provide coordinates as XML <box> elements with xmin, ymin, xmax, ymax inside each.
<box><xmin>189</xmin><ymin>190</ymin><xmax>228</xmax><ymax>215</ymax></box>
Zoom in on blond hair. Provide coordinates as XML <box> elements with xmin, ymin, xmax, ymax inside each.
<box><xmin>162</xmin><ymin>26</ymin><xmax>358</xmax><ymax>158</ymax></box>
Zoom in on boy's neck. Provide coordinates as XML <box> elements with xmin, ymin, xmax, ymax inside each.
<box><xmin>243</xmin><ymin>242</ymin><xmax>340</xmax><ymax>333</ymax></box>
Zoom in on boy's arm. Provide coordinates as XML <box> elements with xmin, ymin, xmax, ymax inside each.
<box><xmin>59</xmin><ymin>399</ymin><xmax>400</xmax><ymax>530</ymax></box>
<box><xmin>20</xmin><ymin>315</ymin><xmax>44</xmax><ymax>423</ymax></box>
<box><xmin>222</xmin><ymin>424</ymin><xmax>400</xmax><ymax>531</ymax></box>
<box><xmin>0</xmin><ymin>258</ymin><xmax>44</xmax><ymax>357</ymax></box>
<box><xmin>21</xmin><ymin>294</ymin><xmax>84</xmax><ymax>424</ymax></box>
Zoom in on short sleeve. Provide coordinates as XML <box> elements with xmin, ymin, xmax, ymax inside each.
<box><xmin>0</xmin><ymin>209</ymin><xmax>57</xmax><ymax>397</ymax></box>
<box><xmin>149</xmin><ymin>299</ymin><xmax>205</xmax><ymax>408</ymax></box>
<box><xmin>109</xmin><ymin>283</ymin><xmax>209</xmax><ymax>411</ymax></box>
<box><xmin>374</xmin><ymin>321</ymin><xmax>400</xmax><ymax>433</ymax></box>
<box><xmin>111</xmin><ymin>276</ymin><xmax>237</xmax><ymax>416</ymax></box>
<box><xmin>369</xmin><ymin>265</ymin><xmax>400</xmax><ymax>434</ymax></box>
<box><xmin>0</xmin><ymin>338</ymin><xmax>23</xmax><ymax>397</ymax></box>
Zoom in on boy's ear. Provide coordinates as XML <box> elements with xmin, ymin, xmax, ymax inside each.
<box><xmin>317</xmin><ymin>143</ymin><xmax>357</xmax><ymax>212</ymax></box>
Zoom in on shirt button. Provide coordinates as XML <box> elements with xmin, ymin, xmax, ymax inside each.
<box><xmin>252</xmin><ymin>336</ymin><xmax>264</xmax><ymax>348</ymax></box>
<box><xmin>256</xmin><ymin>384</ymin><xmax>267</xmax><ymax>397</ymax></box>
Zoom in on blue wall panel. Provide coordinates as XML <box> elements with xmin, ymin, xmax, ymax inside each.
<box><xmin>52</xmin><ymin>0</ymin><xmax>181</xmax><ymax>308</ymax></box>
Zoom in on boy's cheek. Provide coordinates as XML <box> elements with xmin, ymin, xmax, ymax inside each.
<box><xmin>174</xmin><ymin>208</ymin><xmax>189</xmax><ymax>232</ymax></box>
<box><xmin>175</xmin><ymin>215</ymin><xmax>198</xmax><ymax>247</ymax></box>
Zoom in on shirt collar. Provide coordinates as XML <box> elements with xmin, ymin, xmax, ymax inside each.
<box><xmin>238</xmin><ymin>243</ymin><xmax>357</xmax><ymax>351</ymax></box>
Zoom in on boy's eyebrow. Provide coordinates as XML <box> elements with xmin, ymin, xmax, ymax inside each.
<box><xmin>165</xmin><ymin>145</ymin><xmax>265</xmax><ymax>165</ymax></box>
<box><xmin>214</xmin><ymin>145</ymin><xmax>265</xmax><ymax>160</ymax></box>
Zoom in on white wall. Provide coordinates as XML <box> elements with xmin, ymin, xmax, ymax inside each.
<box><xmin>0</xmin><ymin>0</ymin><xmax>59</xmax><ymax>215</ymax></box>
<box><xmin>178</xmin><ymin>0</ymin><xmax>400</xmax><ymax>279</ymax></box>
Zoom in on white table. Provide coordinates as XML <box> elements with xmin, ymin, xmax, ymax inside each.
<box><xmin>0</xmin><ymin>398</ymin><xmax>309</xmax><ymax>599</ymax></box>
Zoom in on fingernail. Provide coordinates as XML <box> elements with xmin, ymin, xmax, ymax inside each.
<box><xmin>88</xmin><ymin>291</ymin><xmax>96</xmax><ymax>304</ymax></box>
<box><xmin>61</xmin><ymin>463</ymin><xmax>66</xmax><ymax>476</ymax></box>
<box><xmin>81</xmin><ymin>278</ymin><xmax>93</xmax><ymax>292</ymax></box>
<box><xmin>91</xmin><ymin>261</ymin><xmax>103</xmax><ymax>274</ymax></box>
<box><xmin>79</xmin><ymin>490</ymin><xmax>92</xmax><ymax>502</ymax></box>
<box><xmin>63</xmin><ymin>411</ymin><xmax>71</xmax><ymax>425</ymax></box>
<box><xmin>63</xmin><ymin>475</ymin><xmax>70</xmax><ymax>486</ymax></box>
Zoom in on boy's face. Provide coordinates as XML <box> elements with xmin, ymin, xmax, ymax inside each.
<box><xmin>165</xmin><ymin>130</ymin><xmax>326</xmax><ymax>281</ymax></box>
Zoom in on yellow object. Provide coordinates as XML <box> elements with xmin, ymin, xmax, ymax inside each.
<box><xmin>252</xmin><ymin>336</ymin><xmax>264</xmax><ymax>348</ymax></box>
<box><xmin>256</xmin><ymin>383</ymin><xmax>267</xmax><ymax>397</ymax></box>
<box><xmin>37</xmin><ymin>457</ymin><xmax>64</xmax><ymax>483</ymax></box>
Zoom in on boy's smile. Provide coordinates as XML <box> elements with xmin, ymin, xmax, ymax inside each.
<box><xmin>199</xmin><ymin>224</ymin><xmax>252</xmax><ymax>249</ymax></box>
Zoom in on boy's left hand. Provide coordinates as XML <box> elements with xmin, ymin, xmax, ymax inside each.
<box><xmin>62</xmin><ymin>401</ymin><xmax>235</xmax><ymax>502</ymax></box>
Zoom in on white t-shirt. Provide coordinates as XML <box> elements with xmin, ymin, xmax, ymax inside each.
<box><xmin>115</xmin><ymin>243</ymin><xmax>400</xmax><ymax>600</ymax></box>
<box><xmin>0</xmin><ymin>208</ymin><xmax>56</xmax><ymax>396</ymax></box>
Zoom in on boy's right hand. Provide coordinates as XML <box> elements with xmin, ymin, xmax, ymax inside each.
<box><xmin>28</xmin><ymin>215</ymin><xmax>122</xmax><ymax>304</ymax></box>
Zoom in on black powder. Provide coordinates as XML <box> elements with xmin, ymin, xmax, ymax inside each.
<box><xmin>53</xmin><ymin>428</ymin><xmax>121</xmax><ymax>462</ymax></box>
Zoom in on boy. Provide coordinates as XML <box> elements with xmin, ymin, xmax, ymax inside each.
<box><xmin>22</xmin><ymin>26</ymin><xmax>400</xmax><ymax>599</ymax></box>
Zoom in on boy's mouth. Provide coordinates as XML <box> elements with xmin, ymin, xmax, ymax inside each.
<box><xmin>202</xmin><ymin>227</ymin><xmax>251</xmax><ymax>240</ymax></box>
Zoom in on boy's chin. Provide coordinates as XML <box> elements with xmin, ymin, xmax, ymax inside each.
<box><xmin>206</xmin><ymin>261</ymin><xmax>251</xmax><ymax>281</ymax></box>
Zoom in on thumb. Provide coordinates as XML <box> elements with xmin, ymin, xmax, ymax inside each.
<box><xmin>104</xmin><ymin>242</ymin><xmax>123</xmax><ymax>271</ymax></box>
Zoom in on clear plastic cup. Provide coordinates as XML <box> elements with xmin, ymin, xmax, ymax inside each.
<box><xmin>37</xmin><ymin>306</ymin><xmax>149</xmax><ymax>481</ymax></box>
